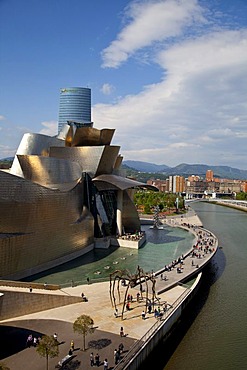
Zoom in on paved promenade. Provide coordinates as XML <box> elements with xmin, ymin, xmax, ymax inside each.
<box><xmin>0</xmin><ymin>209</ymin><xmax>218</xmax><ymax>370</ymax></box>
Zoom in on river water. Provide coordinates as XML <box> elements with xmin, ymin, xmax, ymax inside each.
<box><xmin>159</xmin><ymin>201</ymin><xmax>247</xmax><ymax>370</ymax></box>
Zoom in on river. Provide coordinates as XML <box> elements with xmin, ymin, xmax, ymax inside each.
<box><xmin>154</xmin><ymin>201</ymin><xmax>247</xmax><ymax>370</ymax></box>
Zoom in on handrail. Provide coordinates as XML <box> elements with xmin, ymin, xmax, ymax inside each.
<box><xmin>114</xmin><ymin>286</ymin><xmax>191</xmax><ymax>370</ymax></box>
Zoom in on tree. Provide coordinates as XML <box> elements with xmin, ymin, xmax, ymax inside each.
<box><xmin>36</xmin><ymin>335</ymin><xmax>59</xmax><ymax>370</ymax></box>
<box><xmin>144</xmin><ymin>203</ymin><xmax>151</xmax><ymax>214</ymax></box>
<box><xmin>0</xmin><ymin>363</ymin><xmax>10</xmax><ymax>370</ymax></box>
<box><xmin>236</xmin><ymin>192</ymin><xmax>247</xmax><ymax>200</ymax></box>
<box><xmin>73</xmin><ymin>314</ymin><xmax>95</xmax><ymax>351</ymax></box>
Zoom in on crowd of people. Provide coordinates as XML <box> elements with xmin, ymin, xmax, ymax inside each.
<box><xmin>118</xmin><ymin>231</ymin><xmax>145</xmax><ymax>241</ymax></box>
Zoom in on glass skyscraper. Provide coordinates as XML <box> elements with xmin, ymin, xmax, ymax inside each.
<box><xmin>58</xmin><ymin>87</ymin><xmax>91</xmax><ymax>133</ymax></box>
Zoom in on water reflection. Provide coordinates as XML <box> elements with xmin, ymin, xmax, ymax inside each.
<box><xmin>23</xmin><ymin>224</ymin><xmax>195</xmax><ymax>286</ymax></box>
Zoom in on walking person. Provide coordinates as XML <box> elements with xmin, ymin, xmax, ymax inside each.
<box><xmin>53</xmin><ymin>333</ymin><xmax>58</xmax><ymax>342</ymax></box>
<box><xmin>116</xmin><ymin>348</ymin><xmax>121</xmax><ymax>363</ymax></box>
<box><xmin>90</xmin><ymin>352</ymin><xmax>94</xmax><ymax>366</ymax></box>
<box><xmin>114</xmin><ymin>349</ymin><xmax>118</xmax><ymax>365</ymax></box>
<box><xmin>70</xmin><ymin>339</ymin><xmax>74</xmax><ymax>351</ymax></box>
<box><xmin>154</xmin><ymin>308</ymin><xmax>159</xmax><ymax>319</ymax></box>
<box><xmin>120</xmin><ymin>326</ymin><xmax>124</xmax><ymax>337</ymax></box>
<box><xmin>119</xmin><ymin>342</ymin><xmax>124</xmax><ymax>353</ymax></box>
<box><xmin>26</xmin><ymin>334</ymin><xmax>33</xmax><ymax>347</ymax></box>
<box><xmin>95</xmin><ymin>353</ymin><xmax>100</xmax><ymax>367</ymax></box>
<box><xmin>103</xmin><ymin>358</ymin><xmax>108</xmax><ymax>370</ymax></box>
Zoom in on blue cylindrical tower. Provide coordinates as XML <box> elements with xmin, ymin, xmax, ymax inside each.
<box><xmin>58</xmin><ymin>87</ymin><xmax>91</xmax><ymax>133</ymax></box>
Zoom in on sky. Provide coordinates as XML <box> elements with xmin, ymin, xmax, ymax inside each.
<box><xmin>1</xmin><ymin>0</ymin><xmax>247</xmax><ymax>169</ymax></box>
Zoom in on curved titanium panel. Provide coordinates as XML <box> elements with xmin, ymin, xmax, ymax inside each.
<box><xmin>114</xmin><ymin>155</ymin><xmax>123</xmax><ymax>170</ymax></box>
<box><xmin>50</xmin><ymin>146</ymin><xmax>120</xmax><ymax>177</ymax></box>
<box><xmin>10</xmin><ymin>133</ymin><xmax>65</xmax><ymax>177</ymax></box>
<box><xmin>0</xmin><ymin>170</ymin><xmax>85</xmax><ymax>233</ymax></box>
<box><xmin>0</xmin><ymin>170</ymin><xmax>94</xmax><ymax>278</ymax></box>
<box><xmin>93</xmin><ymin>174</ymin><xmax>146</xmax><ymax>191</ymax></box>
<box><xmin>95</xmin><ymin>146</ymin><xmax>120</xmax><ymax>176</ymax></box>
<box><xmin>56</xmin><ymin>123</ymin><xmax>70</xmax><ymax>140</ymax></box>
<box><xmin>65</xmin><ymin>125</ymin><xmax>77</xmax><ymax>147</ymax></box>
<box><xmin>122</xmin><ymin>190</ymin><xmax>141</xmax><ymax>233</ymax></box>
<box><xmin>17</xmin><ymin>155</ymin><xmax>83</xmax><ymax>186</ymax></box>
<box><xmin>69</xmin><ymin>127</ymin><xmax>115</xmax><ymax>146</ymax></box>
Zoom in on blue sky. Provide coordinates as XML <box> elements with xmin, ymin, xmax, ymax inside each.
<box><xmin>1</xmin><ymin>0</ymin><xmax>247</xmax><ymax>169</ymax></box>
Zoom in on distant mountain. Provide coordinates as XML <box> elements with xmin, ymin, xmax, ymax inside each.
<box><xmin>168</xmin><ymin>163</ymin><xmax>247</xmax><ymax>179</ymax></box>
<box><xmin>123</xmin><ymin>160</ymin><xmax>170</xmax><ymax>173</ymax></box>
<box><xmin>0</xmin><ymin>157</ymin><xmax>14</xmax><ymax>161</ymax></box>
<box><xmin>122</xmin><ymin>161</ymin><xmax>247</xmax><ymax>180</ymax></box>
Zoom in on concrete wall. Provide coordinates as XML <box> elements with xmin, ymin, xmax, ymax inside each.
<box><xmin>111</xmin><ymin>234</ymin><xmax>146</xmax><ymax>249</ymax></box>
<box><xmin>0</xmin><ymin>290</ymin><xmax>82</xmax><ymax>321</ymax></box>
<box><xmin>0</xmin><ymin>280</ymin><xmax>60</xmax><ymax>290</ymax></box>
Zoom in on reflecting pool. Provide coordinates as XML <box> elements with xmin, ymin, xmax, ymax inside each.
<box><xmin>24</xmin><ymin>224</ymin><xmax>195</xmax><ymax>286</ymax></box>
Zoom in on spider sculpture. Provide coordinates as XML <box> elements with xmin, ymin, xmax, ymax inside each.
<box><xmin>109</xmin><ymin>265</ymin><xmax>159</xmax><ymax>319</ymax></box>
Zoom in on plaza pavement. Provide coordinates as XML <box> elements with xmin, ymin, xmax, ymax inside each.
<box><xmin>0</xmin><ymin>208</ymin><xmax>217</xmax><ymax>370</ymax></box>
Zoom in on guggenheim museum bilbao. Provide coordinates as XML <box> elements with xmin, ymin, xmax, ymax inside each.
<box><xmin>0</xmin><ymin>123</ymin><xmax>149</xmax><ymax>280</ymax></box>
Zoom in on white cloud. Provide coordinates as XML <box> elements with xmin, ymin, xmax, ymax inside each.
<box><xmin>0</xmin><ymin>144</ymin><xmax>13</xmax><ymax>159</ymax></box>
<box><xmin>101</xmin><ymin>0</ymin><xmax>205</xmax><ymax>68</ymax></box>
<box><xmin>39</xmin><ymin>120</ymin><xmax>58</xmax><ymax>136</ymax></box>
<box><xmin>0</xmin><ymin>114</ymin><xmax>30</xmax><ymax>158</ymax></box>
<box><xmin>94</xmin><ymin>26</ymin><xmax>247</xmax><ymax>169</ymax></box>
<box><xmin>157</xmin><ymin>29</ymin><xmax>247</xmax><ymax>74</ymax></box>
<box><xmin>100</xmin><ymin>83</ymin><xmax>115</xmax><ymax>95</ymax></box>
